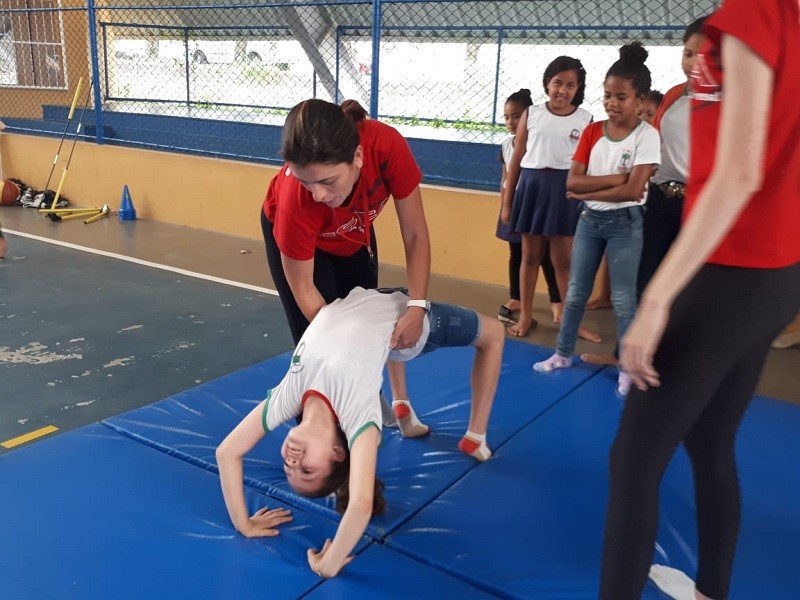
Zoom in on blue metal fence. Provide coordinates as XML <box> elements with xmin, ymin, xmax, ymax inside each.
<box><xmin>0</xmin><ymin>0</ymin><xmax>716</xmax><ymax>188</ymax></box>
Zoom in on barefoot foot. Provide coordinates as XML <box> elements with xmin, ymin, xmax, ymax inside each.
<box><xmin>578</xmin><ymin>326</ymin><xmax>602</xmax><ymax>343</ymax></box>
<box><xmin>507</xmin><ymin>317</ymin><xmax>537</xmax><ymax>337</ymax></box>
<box><xmin>586</xmin><ymin>297</ymin><xmax>612</xmax><ymax>310</ymax></box>
<box><xmin>580</xmin><ymin>352</ymin><xmax>618</xmax><ymax>366</ymax></box>
<box><xmin>551</xmin><ymin>302</ymin><xmax>563</xmax><ymax>323</ymax></box>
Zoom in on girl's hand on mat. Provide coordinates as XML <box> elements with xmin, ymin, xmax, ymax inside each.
<box><xmin>240</xmin><ymin>507</ymin><xmax>293</xmax><ymax>537</ymax></box>
<box><xmin>307</xmin><ymin>538</ymin><xmax>353</xmax><ymax>578</ymax></box>
<box><xmin>620</xmin><ymin>297</ymin><xmax>669</xmax><ymax>391</ymax></box>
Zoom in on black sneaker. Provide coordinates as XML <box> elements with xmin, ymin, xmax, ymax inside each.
<box><xmin>497</xmin><ymin>305</ymin><xmax>519</xmax><ymax>324</ymax></box>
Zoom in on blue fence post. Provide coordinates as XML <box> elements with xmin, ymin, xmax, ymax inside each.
<box><xmin>183</xmin><ymin>28</ymin><xmax>191</xmax><ymax>106</ymax></box>
<box><xmin>101</xmin><ymin>24</ymin><xmax>109</xmax><ymax>103</ymax></box>
<box><xmin>369</xmin><ymin>0</ymin><xmax>381</xmax><ymax>118</ymax></box>
<box><xmin>491</xmin><ymin>29</ymin><xmax>503</xmax><ymax>127</ymax></box>
<box><xmin>335</xmin><ymin>27</ymin><xmax>341</xmax><ymax>104</ymax></box>
<box><xmin>85</xmin><ymin>0</ymin><xmax>105</xmax><ymax>144</ymax></box>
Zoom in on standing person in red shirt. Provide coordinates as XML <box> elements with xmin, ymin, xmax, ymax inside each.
<box><xmin>262</xmin><ymin>99</ymin><xmax>432</xmax><ymax>430</ymax></box>
<box><xmin>636</xmin><ymin>16</ymin><xmax>707</xmax><ymax>301</ymax></box>
<box><xmin>600</xmin><ymin>1</ymin><xmax>800</xmax><ymax>598</ymax></box>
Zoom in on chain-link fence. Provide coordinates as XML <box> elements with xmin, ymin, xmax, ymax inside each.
<box><xmin>1</xmin><ymin>0</ymin><xmax>717</xmax><ymax>182</ymax></box>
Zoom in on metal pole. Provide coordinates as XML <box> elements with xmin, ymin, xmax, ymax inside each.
<box><xmin>85</xmin><ymin>0</ymin><xmax>105</xmax><ymax>144</ymax></box>
<box><xmin>183</xmin><ymin>27</ymin><xmax>191</xmax><ymax>107</ymax></box>
<box><xmin>491</xmin><ymin>29</ymin><xmax>503</xmax><ymax>127</ymax></box>
<box><xmin>369</xmin><ymin>0</ymin><xmax>381</xmax><ymax>118</ymax></box>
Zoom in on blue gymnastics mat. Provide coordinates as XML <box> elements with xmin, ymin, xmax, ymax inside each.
<box><xmin>0</xmin><ymin>424</ymin><xmax>357</xmax><ymax>599</ymax></box>
<box><xmin>0</xmin><ymin>424</ymin><xmax>495</xmax><ymax>599</ymax></box>
<box><xmin>307</xmin><ymin>544</ymin><xmax>495</xmax><ymax>599</ymax></box>
<box><xmin>3</xmin><ymin>340</ymin><xmax>798</xmax><ymax>598</ymax></box>
<box><xmin>386</xmin><ymin>371</ymin><xmax>800</xmax><ymax>600</ymax></box>
<box><xmin>385</xmin><ymin>372</ymin><xmax>668</xmax><ymax>599</ymax></box>
<box><xmin>103</xmin><ymin>340</ymin><xmax>602</xmax><ymax>538</ymax></box>
<box><xmin>657</xmin><ymin>395</ymin><xmax>800</xmax><ymax>599</ymax></box>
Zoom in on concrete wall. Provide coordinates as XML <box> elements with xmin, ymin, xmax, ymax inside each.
<box><xmin>0</xmin><ymin>132</ymin><xmax>511</xmax><ymax>288</ymax></box>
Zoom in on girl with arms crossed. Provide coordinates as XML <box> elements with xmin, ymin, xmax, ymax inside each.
<box><xmin>533</xmin><ymin>43</ymin><xmax>661</xmax><ymax>397</ymax></box>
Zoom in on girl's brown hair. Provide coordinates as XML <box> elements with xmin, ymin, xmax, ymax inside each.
<box><xmin>280</xmin><ymin>99</ymin><xmax>368</xmax><ymax>167</ymax></box>
<box><xmin>301</xmin><ymin>425</ymin><xmax>387</xmax><ymax>516</ymax></box>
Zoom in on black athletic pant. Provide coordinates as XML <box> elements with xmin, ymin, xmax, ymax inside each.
<box><xmin>508</xmin><ymin>240</ymin><xmax>561</xmax><ymax>304</ymax></box>
<box><xmin>507</xmin><ymin>241</ymin><xmax>522</xmax><ymax>302</ymax></box>
<box><xmin>637</xmin><ymin>185</ymin><xmax>684</xmax><ymax>301</ymax></box>
<box><xmin>541</xmin><ymin>240</ymin><xmax>562</xmax><ymax>304</ymax></box>
<box><xmin>600</xmin><ymin>260</ymin><xmax>800</xmax><ymax>600</ymax></box>
<box><xmin>262</xmin><ymin>210</ymin><xmax>378</xmax><ymax>344</ymax></box>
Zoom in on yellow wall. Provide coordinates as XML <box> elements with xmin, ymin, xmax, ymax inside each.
<box><xmin>1</xmin><ymin>132</ymin><xmax>510</xmax><ymax>287</ymax></box>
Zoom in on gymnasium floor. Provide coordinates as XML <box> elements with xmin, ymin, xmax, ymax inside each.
<box><xmin>1</xmin><ymin>206</ymin><xmax>798</xmax><ymax>599</ymax></box>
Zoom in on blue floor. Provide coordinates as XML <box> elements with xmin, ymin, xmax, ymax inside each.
<box><xmin>1</xmin><ymin>340</ymin><xmax>797</xmax><ymax>599</ymax></box>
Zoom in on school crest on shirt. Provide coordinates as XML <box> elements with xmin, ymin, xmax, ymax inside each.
<box><xmin>290</xmin><ymin>341</ymin><xmax>306</xmax><ymax>373</ymax></box>
<box><xmin>569</xmin><ymin>128</ymin><xmax>581</xmax><ymax>143</ymax></box>
<box><xmin>617</xmin><ymin>149</ymin><xmax>633</xmax><ymax>174</ymax></box>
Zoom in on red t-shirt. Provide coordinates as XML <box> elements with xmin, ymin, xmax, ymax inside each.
<box><xmin>684</xmin><ymin>0</ymin><xmax>800</xmax><ymax>268</ymax></box>
<box><xmin>263</xmin><ymin>119</ymin><xmax>422</xmax><ymax>260</ymax></box>
<box><xmin>652</xmin><ymin>82</ymin><xmax>685</xmax><ymax>132</ymax></box>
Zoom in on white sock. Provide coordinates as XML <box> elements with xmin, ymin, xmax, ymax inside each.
<box><xmin>392</xmin><ymin>400</ymin><xmax>430</xmax><ymax>438</ymax></box>
<box><xmin>458</xmin><ymin>430</ymin><xmax>492</xmax><ymax>461</ymax></box>
<box><xmin>648</xmin><ymin>564</ymin><xmax>697</xmax><ymax>600</ymax></box>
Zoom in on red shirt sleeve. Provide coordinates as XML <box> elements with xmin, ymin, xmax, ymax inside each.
<box><xmin>652</xmin><ymin>83</ymin><xmax>685</xmax><ymax>132</ymax></box>
<box><xmin>573</xmin><ymin>122</ymin><xmax>603</xmax><ymax>165</ymax></box>
<box><xmin>705</xmin><ymin>0</ymin><xmax>782</xmax><ymax>69</ymax></box>
<box><xmin>268</xmin><ymin>166</ymin><xmax>325</xmax><ymax>261</ymax></box>
<box><xmin>365</xmin><ymin>120</ymin><xmax>422</xmax><ymax>200</ymax></box>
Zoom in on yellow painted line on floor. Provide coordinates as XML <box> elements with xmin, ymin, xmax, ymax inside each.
<box><xmin>1</xmin><ymin>425</ymin><xmax>59</xmax><ymax>449</ymax></box>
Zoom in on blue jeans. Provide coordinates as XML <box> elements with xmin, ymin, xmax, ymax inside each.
<box><xmin>556</xmin><ymin>207</ymin><xmax>643</xmax><ymax>357</ymax></box>
<box><xmin>419</xmin><ymin>301</ymin><xmax>481</xmax><ymax>355</ymax></box>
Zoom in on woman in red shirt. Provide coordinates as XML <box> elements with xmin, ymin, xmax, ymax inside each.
<box><xmin>601</xmin><ymin>1</ymin><xmax>800</xmax><ymax>598</ymax></box>
<box><xmin>262</xmin><ymin>99</ymin><xmax>431</xmax><ymax>427</ymax></box>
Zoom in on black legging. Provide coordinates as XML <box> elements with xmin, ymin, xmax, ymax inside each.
<box><xmin>508</xmin><ymin>240</ymin><xmax>561</xmax><ymax>304</ymax></box>
<box><xmin>637</xmin><ymin>184</ymin><xmax>684</xmax><ymax>301</ymax></box>
<box><xmin>261</xmin><ymin>210</ymin><xmax>379</xmax><ymax>344</ymax></box>
<box><xmin>600</xmin><ymin>260</ymin><xmax>800</xmax><ymax>600</ymax></box>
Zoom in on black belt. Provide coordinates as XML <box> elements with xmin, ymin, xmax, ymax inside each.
<box><xmin>657</xmin><ymin>181</ymin><xmax>685</xmax><ymax>199</ymax></box>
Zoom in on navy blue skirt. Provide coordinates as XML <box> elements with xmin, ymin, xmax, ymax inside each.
<box><xmin>508</xmin><ymin>168</ymin><xmax>581</xmax><ymax>236</ymax></box>
<box><xmin>495</xmin><ymin>211</ymin><xmax>521</xmax><ymax>243</ymax></box>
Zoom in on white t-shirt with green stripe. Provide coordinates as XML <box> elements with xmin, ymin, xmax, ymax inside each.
<box><xmin>261</xmin><ymin>287</ymin><xmax>418</xmax><ymax>447</ymax></box>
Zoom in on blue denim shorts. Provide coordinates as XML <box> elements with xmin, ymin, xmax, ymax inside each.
<box><xmin>418</xmin><ymin>301</ymin><xmax>481</xmax><ymax>356</ymax></box>
<box><xmin>376</xmin><ymin>287</ymin><xmax>481</xmax><ymax>357</ymax></box>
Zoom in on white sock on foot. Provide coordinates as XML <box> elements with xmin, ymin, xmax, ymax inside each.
<box><xmin>648</xmin><ymin>564</ymin><xmax>697</xmax><ymax>600</ymax></box>
<box><xmin>533</xmin><ymin>353</ymin><xmax>573</xmax><ymax>373</ymax></box>
<box><xmin>392</xmin><ymin>400</ymin><xmax>430</xmax><ymax>438</ymax></box>
<box><xmin>458</xmin><ymin>430</ymin><xmax>492</xmax><ymax>461</ymax></box>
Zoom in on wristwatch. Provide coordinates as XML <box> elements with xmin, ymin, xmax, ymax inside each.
<box><xmin>406</xmin><ymin>299</ymin><xmax>431</xmax><ymax>312</ymax></box>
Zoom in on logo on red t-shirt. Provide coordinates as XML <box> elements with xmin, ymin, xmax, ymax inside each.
<box><xmin>691</xmin><ymin>49</ymin><xmax>722</xmax><ymax>102</ymax></box>
<box><xmin>320</xmin><ymin>197</ymin><xmax>389</xmax><ymax>240</ymax></box>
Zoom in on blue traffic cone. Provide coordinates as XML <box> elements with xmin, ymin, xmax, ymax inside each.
<box><xmin>118</xmin><ymin>185</ymin><xmax>137</xmax><ymax>221</ymax></box>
